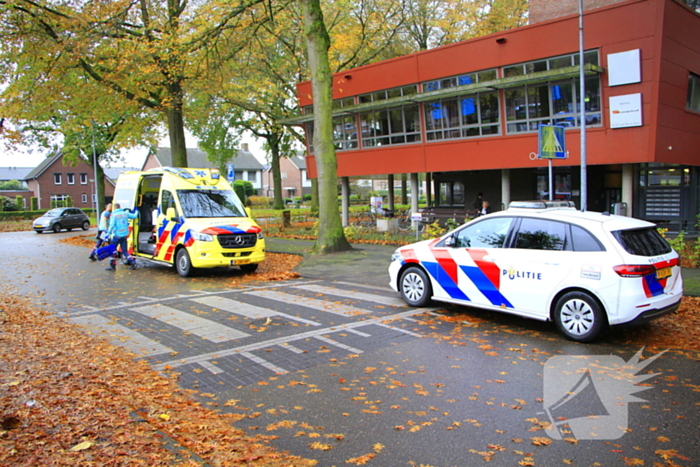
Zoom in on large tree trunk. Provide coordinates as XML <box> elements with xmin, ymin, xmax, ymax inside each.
<box><xmin>301</xmin><ymin>0</ymin><xmax>351</xmax><ymax>254</ymax></box>
<box><xmin>167</xmin><ymin>82</ymin><xmax>188</xmax><ymax>167</ymax></box>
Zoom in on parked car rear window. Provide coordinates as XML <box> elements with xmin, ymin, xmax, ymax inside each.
<box><xmin>612</xmin><ymin>227</ymin><xmax>671</xmax><ymax>256</ymax></box>
<box><xmin>571</xmin><ymin>225</ymin><xmax>605</xmax><ymax>252</ymax></box>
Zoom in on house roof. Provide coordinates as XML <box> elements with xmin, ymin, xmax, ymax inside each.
<box><xmin>264</xmin><ymin>151</ymin><xmax>307</xmax><ymax>172</ymax></box>
<box><xmin>153</xmin><ymin>147</ymin><xmax>264</xmax><ymax>170</ymax></box>
<box><xmin>0</xmin><ymin>167</ymin><xmax>35</xmax><ymax>181</ymax></box>
<box><xmin>24</xmin><ymin>152</ymin><xmax>63</xmax><ymax>180</ymax></box>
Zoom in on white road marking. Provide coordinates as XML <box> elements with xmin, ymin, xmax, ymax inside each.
<box><xmin>296</xmin><ymin>284</ymin><xmax>407</xmax><ymax>307</ymax></box>
<box><xmin>70</xmin><ymin>314</ymin><xmax>171</xmax><ymax>357</ymax></box>
<box><xmin>130</xmin><ymin>304</ymin><xmax>250</xmax><ymax>342</ymax></box>
<box><xmin>190</xmin><ymin>295</ymin><xmax>321</xmax><ymax>327</ymax></box>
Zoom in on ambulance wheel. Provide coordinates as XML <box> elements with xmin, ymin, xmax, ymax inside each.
<box><xmin>240</xmin><ymin>263</ymin><xmax>258</xmax><ymax>273</ymax></box>
<box><xmin>399</xmin><ymin>266</ymin><xmax>432</xmax><ymax>307</ymax></box>
<box><xmin>53</xmin><ymin>224</ymin><xmax>61</xmax><ymax>233</ymax></box>
<box><xmin>175</xmin><ymin>248</ymin><xmax>196</xmax><ymax>277</ymax></box>
<box><xmin>553</xmin><ymin>291</ymin><xmax>606</xmax><ymax>343</ymax></box>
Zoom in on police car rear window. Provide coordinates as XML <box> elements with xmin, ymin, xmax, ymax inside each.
<box><xmin>612</xmin><ymin>227</ymin><xmax>671</xmax><ymax>256</ymax></box>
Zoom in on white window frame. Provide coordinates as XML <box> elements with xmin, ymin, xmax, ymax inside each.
<box><xmin>54</xmin><ymin>173</ymin><xmax>62</xmax><ymax>185</ymax></box>
<box><xmin>67</xmin><ymin>173</ymin><xmax>75</xmax><ymax>185</ymax></box>
<box><xmin>80</xmin><ymin>173</ymin><xmax>88</xmax><ymax>184</ymax></box>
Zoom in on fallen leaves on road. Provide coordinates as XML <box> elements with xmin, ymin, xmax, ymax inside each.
<box><xmin>61</xmin><ymin>234</ymin><xmax>302</xmax><ymax>282</ymax></box>
<box><xmin>0</xmin><ymin>294</ymin><xmax>314</xmax><ymax>466</ymax></box>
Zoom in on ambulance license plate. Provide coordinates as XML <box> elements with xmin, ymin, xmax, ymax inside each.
<box><xmin>231</xmin><ymin>259</ymin><xmax>251</xmax><ymax>266</ymax></box>
<box><xmin>656</xmin><ymin>267</ymin><xmax>671</xmax><ymax>279</ymax></box>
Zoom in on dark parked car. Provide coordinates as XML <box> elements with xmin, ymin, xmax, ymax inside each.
<box><xmin>33</xmin><ymin>207</ymin><xmax>91</xmax><ymax>233</ymax></box>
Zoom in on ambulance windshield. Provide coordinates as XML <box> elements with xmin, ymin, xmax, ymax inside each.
<box><xmin>178</xmin><ymin>189</ymin><xmax>247</xmax><ymax>218</ymax></box>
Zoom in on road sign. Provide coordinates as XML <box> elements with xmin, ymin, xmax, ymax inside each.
<box><xmin>539</xmin><ymin>125</ymin><xmax>566</xmax><ymax>159</ymax></box>
<box><xmin>227</xmin><ymin>164</ymin><xmax>235</xmax><ymax>183</ymax></box>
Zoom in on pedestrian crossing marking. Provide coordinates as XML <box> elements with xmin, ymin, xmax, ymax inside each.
<box><xmin>296</xmin><ymin>284</ymin><xmax>407</xmax><ymax>307</ymax></box>
<box><xmin>71</xmin><ymin>314</ymin><xmax>171</xmax><ymax>357</ymax></box>
<box><xmin>246</xmin><ymin>289</ymin><xmax>369</xmax><ymax>317</ymax></box>
<box><xmin>190</xmin><ymin>296</ymin><xmax>321</xmax><ymax>327</ymax></box>
<box><xmin>130</xmin><ymin>304</ymin><xmax>251</xmax><ymax>342</ymax></box>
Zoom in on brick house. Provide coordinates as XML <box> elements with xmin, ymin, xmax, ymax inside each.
<box><xmin>23</xmin><ymin>153</ymin><xmax>116</xmax><ymax>210</ymax></box>
<box><xmin>0</xmin><ymin>167</ymin><xmax>34</xmax><ymax>208</ymax></box>
<box><xmin>262</xmin><ymin>151</ymin><xmax>312</xmax><ymax>200</ymax></box>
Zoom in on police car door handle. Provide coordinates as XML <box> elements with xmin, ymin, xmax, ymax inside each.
<box><xmin>482</xmin><ymin>256</ymin><xmax>496</xmax><ymax>262</ymax></box>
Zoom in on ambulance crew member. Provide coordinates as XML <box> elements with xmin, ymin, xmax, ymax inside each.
<box><xmin>105</xmin><ymin>203</ymin><xmax>140</xmax><ymax>271</ymax></box>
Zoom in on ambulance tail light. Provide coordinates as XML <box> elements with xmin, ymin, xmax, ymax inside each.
<box><xmin>613</xmin><ymin>264</ymin><xmax>655</xmax><ymax>277</ymax></box>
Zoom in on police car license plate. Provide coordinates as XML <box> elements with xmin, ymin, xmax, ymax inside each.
<box><xmin>231</xmin><ymin>259</ymin><xmax>251</xmax><ymax>266</ymax></box>
<box><xmin>656</xmin><ymin>267</ymin><xmax>671</xmax><ymax>279</ymax></box>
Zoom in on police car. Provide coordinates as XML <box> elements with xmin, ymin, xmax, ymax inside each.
<box><xmin>389</xmin><ymin>201</ymin><xmax>683</xmax><ymax>342</ymax></box>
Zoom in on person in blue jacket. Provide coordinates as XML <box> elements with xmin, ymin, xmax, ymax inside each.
<box><xmin>105</xmin><ymin>203</ymin><xmax>139</xmax><ymax>271</ymax></box>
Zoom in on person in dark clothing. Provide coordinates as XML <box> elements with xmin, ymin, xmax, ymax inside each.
<box><xmin>477</xmin><ymin>200</ymin><xmax>492</xmax><ymax>217</ymax></box>
<box><xmin>472</xmin><ymin>192</ymin><xmax>484</xmax><ymax>212</ymax></box>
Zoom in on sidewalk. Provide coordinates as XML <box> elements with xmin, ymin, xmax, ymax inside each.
<box><xmin>265</xmin><ymin>237</ymin><xmax>700</xmax><ymax>297</ymax></box>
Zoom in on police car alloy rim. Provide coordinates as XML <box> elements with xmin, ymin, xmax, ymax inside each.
<box><xmin>402</xmin><ymin>271</ymin><xmax>425</xmax><ymax>302</ymax></box>
<box><xmin>559</xmin><ymin>298</ymin><xmax>595</xmax><ymax>336</ymax></box>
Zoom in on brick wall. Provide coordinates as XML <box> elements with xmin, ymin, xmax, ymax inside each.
<box><xmin>530</xmin><ymin>0</ymin><xmax>628</xmax><ymax>23</ymax></box>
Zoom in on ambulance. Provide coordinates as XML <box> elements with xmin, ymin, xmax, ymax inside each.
<box><xmin>111</xmin><ymin>167</ymin><xmax>265</xmax><ymax>277</ymax></box>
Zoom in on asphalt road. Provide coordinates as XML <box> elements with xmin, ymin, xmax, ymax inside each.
<box><xmin>1</xmin><ymin>229</ymin><xmax>698</xmax><ymax>466</ymax></box>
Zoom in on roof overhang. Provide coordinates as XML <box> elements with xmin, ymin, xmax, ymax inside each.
<box><xmin>278</xmin><ymin>63</ymin><xmax>604</xmax><ymax>125</ymax></box>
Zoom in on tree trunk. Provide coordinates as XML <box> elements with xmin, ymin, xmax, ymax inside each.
<box><xmin>268</xmin><ymin>134</ymin><xmax>285</xmax><ymax>210</ymax></box>
<box><xmin>167</xmin><ymin>82</ymin><xmax>188</xmax><ymax>167</ymax></box>
<box><xmin>301</xmin><ymin>0</ymin><xmax>351</xmax><ymax>254</ymax></box>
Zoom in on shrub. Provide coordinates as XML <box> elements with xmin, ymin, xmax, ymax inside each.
<box><xmin>303</xmin><ymin>193</ymin><xmax>312</xmax><ymax>201</ymax></box>
<box><xmin>31</xmin><ymin>197</ymin><xmax>38</xmax><ymax>210</ymax></box>
<box><xmin>15</xmin><ymin>196</ymin><xmax>24</xmax><ymax>211</ymax></box>
<box><xmin>247</xmin><ymin>195</ymin><xmax>272</xmax><ymax>207</ymax></box>
<box><xmin>0</xmin><ymin>196</ymin><xmax>20</xmax><ymax>212</ymax></box>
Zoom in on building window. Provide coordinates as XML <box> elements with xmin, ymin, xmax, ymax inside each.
<box><xmin>50</xmin><ymin>194</ymin><xmax>69</xmax><ymax>207</ymax></box>
<box><xmin>54</xmin><ymin>173</ymin><xmax>62</xmax><ymax>185</ymax></box>
<box><xmin>81</xmin><ymin>194</ymin><xmax>88</xmax><ymax>204</ymax></box>
<box><xmin>360</xmin><ymin>104</ymin><xmax>421</xmax><ymax>147</ymax></box>
<box><xmin>425</xmin><ymin>91</ymin><xmax>500</xmax><ymax>141</ymax></box>
<box><xmin>423</xmin><ymin>69</ymin><xmax>497</xmax><ymax>92</ymax></box>
<box><xmin>80</xmin><ymin>173</ymin><xmax>88</xmax><ymax>184</ymax></box>
<box><xmin>67</xmin><ymin>173</ymin><xmax>75</xmax><ymax>185</ymax></box>
<box><xmin>333</xmin><ymin>97</ymin><xmax>355</xmax><ymax>109</ymax></box>
<box><xmin>504</xmin><ymin>76</ymin><xmax>601</xmax><ymax>133</ymax></box>
<box><xmin>438</xmin><ymin>181</ymin><xmax>465</xmax><ymax>207</ymax></box>
<box><xmin>333</xmin><ymin>115</ymin><xmax>358</xmax><ymax>151</ymax></box>
<box><xmin>359</xmin><ymin>85</ymin><xmax>417</xmax><ymax>104</ymax></box>
<box><xmin>503</xmin><ymin>51</ymin><xmax>599</xmax><ymax>77</ymax></box>
<box><xmin>687</xmin><ymin>72</ymin><xmax>700</xmax><ymax>113</ymax></box>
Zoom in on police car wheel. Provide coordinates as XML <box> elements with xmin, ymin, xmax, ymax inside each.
<box><xmin>400</xmin><ymin>267</ymin><xmax>432</xmax><ymax>307</ymax></box>
<box><xmin>175</xmin><ymin>248</ymin><xmax>196</xmax><ymax>277</ymax></box>
<box><xmin>553</xmin><ymin>291</ymin><xmax>605</xmax><ymax>343</ymax></box>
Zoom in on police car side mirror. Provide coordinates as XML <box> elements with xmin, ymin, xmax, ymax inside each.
<box><xmin>444</xmin><ymin>235</ymin><xmax>456</xmax><ymax>247</ymax></box>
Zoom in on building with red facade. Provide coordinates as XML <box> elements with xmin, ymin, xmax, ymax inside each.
<box><xmin>289</xmin><ymin>0</ymin><xmax>700</xmax><ymax>232</ymax></box>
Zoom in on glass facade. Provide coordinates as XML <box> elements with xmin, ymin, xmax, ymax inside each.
<box><xmin>359</xmin><ymin>104</ymin><xmax>421</xmax><ymax>147</ymax></box>
<box><xmin>688</xmin><ymin>73</ymin><xmax>700</xmax><ymax>113</ymax></box>
<box><xmin>425</xmin><ymin>92</ymin><xmax>500</xmax><ymax>141</ymax></box>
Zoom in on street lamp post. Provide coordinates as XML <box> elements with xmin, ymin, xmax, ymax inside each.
<box><xmin>579</xmin><ymin>0</ymin><xmax>588</xmax><ymax>211</ymax></box>
<box><xmin>91</xmin><ymin>120</ymin><xmax>100</xmax><ymax>217</ymax></box>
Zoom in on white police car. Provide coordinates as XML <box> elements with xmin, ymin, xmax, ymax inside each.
<box><xmin>389</xmin><ymin>201</ymin><xmax>683</xmax><ymax>342</ymax></box>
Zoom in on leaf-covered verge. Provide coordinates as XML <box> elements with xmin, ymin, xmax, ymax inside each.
<box><xmin>0</xmin><ymin>295</ymin><xmax>316</xmax><ymax>466</ymax></box>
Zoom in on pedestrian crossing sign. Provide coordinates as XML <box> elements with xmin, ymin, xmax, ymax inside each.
<box><xmin>538</xmin><ymin>124</ymin><xmax>566</xmax><ymax>159</ymax></box>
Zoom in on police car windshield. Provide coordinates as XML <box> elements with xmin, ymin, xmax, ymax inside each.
<box><xmin>178</xmin><ymin>190</ymin><xmax>247</xmax><ymax>218</ymax></box>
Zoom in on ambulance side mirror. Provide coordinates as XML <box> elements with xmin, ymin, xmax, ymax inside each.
<box><xmin>166</xmin><ymin>207</ymin><xmax>178</xmax><ymax>222</ymax></box>
<box><xmin>245</xmin><ymin>207</ymin><xmax>252</xmax><ymax>217</ymax></box>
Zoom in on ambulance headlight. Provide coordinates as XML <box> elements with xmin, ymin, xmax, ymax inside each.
<box><xmin>192</xmin><ymin>232</ymin><xmax>214</xmax><ymax>242</ymax></box>
<box><xmin>257</xmin><ymin>232</ymin><xmax>264</xmax><ymax>240</ymax></box>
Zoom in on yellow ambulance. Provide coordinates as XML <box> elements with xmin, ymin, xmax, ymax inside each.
<box><xmin>111</xmin><ymin>167</ymin><xmax>265</xmax><ymax>276</ymax></box>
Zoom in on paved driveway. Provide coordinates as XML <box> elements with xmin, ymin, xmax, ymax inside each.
<box><xmin>2</xmin><ymin>230</ymin><xmax>698</xmax><ymax>466</ymax></box>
